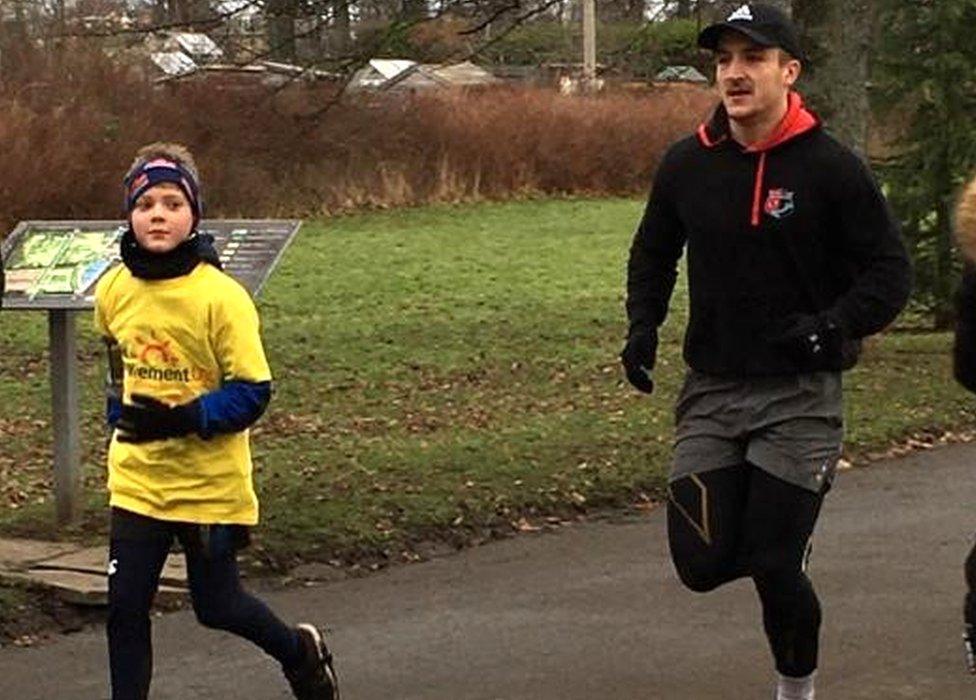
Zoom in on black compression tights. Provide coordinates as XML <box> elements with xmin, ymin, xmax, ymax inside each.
<box><xmin>667</xmin><ymin>463</ymin><xmax>826</xmax><ymax>678</ymax></box>
<box><xmin>107</xmin><ymin>509</ymin><xmax>301</xmax><ymax>700</ymax></box>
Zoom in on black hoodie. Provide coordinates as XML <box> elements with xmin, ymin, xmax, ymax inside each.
<box><xmin>626</xmin><ymin>93</ymin><xmax>912</xmax><ymax>377</ymax></box>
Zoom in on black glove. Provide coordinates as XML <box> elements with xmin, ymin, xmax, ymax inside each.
<box><xmin>116</xmin><ymin>394</ymin><xmax>202</xmax><ymax>443</ymax></box>
<box><xmin>620</xmin><ymin>327</ymin><xmax>657</xmax><ymax>394</ymax></box>
<box><xmin>770</xmin><ymin>312</ymin><xmax>843</xmax><ymax>368</ymax></box>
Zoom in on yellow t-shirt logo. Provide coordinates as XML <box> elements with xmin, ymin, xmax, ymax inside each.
<box><xmin>135</xmin><ymin>330</ymin><xmax>179</xmax><ymax>365</ymax></box>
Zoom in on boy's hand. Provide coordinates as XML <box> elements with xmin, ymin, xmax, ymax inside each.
<box><xmin>117</xmin><ymin>394</ymin><xmax>202</xmax><ymax>443</ymax></box>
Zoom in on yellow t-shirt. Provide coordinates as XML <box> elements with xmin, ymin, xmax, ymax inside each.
<box><xmin>94</xmin><ymin>262</ymin><xmax>272</xmax><ymax>525</ymax></box>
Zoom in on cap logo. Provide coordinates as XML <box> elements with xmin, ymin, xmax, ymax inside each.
<box><xmin>728</xmin><ymin>4</ymin><xmax>753</xmax><ymax>21</ymax></box>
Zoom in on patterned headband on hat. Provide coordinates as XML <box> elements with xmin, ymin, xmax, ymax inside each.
<box><xmin>123</xmin><ymin>158</ymin><xmax>202</xmax><ymax>220</ymax></box>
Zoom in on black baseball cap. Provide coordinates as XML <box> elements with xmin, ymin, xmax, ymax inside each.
<box><xmin>697</xmin><ymin>3</ymin><xmax>805</xmax><ymax>61</ymax></box>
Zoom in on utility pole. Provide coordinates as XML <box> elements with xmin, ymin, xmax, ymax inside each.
<box><xmin>582</xmin><ymin>0</ymin><xmax>597</xmax><ymax>91</ymax></box>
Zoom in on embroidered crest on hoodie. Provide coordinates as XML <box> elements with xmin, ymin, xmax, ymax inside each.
<box><xmin>764</xmin><ymin>188</ymin><xmax>796</xmax><ymax>219</ymax></box>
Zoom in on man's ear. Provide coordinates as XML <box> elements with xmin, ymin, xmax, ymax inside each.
<box><xmin>783</xmin><ymin>55</ymin><xmax>802</xmax><ymax>87</ymax></box>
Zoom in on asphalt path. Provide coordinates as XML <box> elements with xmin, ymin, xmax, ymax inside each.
<box><xmin>1</xmin><ymin>443</ymin><xmax>975</xmax><ymax>699</ymax></box>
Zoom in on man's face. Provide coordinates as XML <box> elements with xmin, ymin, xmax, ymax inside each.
<box><xmin>714</xmin><ymin>31</ymin><xmax>800</xmax><ymax>126</ymax></box>
<box><xmin>130</xmin><ymin>182</ymin><xmax>194</xmax><ymax>254</ymax></box>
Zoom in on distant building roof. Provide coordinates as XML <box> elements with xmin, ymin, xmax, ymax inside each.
<box><xmin>351</xmin><ymin>59</ymin><xmax>497</xmax><ymax>91</ymax></box>
<box><xmin>214</xmin><ymin>0</ymin><xmax>261</xmax><ymax>16</ymax></box>
<box><xmin>259</xmin><ymin>60</ymin><xmax>338</xmax><ymax>80</ymax></box>
<box><xmin>382</xmin><ymin>65</ymin><xmax>443</xmax><ymax>91</ymax></box>
<box><xmin>150</xmin><ymin>51</ymin><xmax>198</xmax><ymax>77</ymax></box>
<box><xmin>372</xmin><ymin>59</ymin><xmax>417</xmax><ymax>79</ymax></box>
<box><xmin>171</xmin><ymin>32</ymin><xmax>224</xmax><ymax>62</ymax></box>
<box><xmin>654</xmin><ymin>65</ymin><xmax>708</xmax><ymax>83</ymax></box>
<box><xmin>350</xmin><ymin>59</ymin><xmax>417</xmax><ymax>89</ymax></box>
<box><xmin>427</xmin><ymin>61</ymin><xmax>498</xmax><ymax>87</ymax></box>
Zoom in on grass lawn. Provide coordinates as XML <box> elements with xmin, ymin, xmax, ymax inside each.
<box><xmin>1</xmin><ymin>197</ymin><xmax>974</xmax><ymax>567</ymax></box>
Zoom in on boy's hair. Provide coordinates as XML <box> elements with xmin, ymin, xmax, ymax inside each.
<box><xmin>126</xmin><ymin>142</ymin><xmax>199</xmax><ymax>185</ymax></box>
<box><xmin>956</xmin><ymin>175</ymin><xmax>976</xmax><ymax>263</ymax></box>
<box><xmin>123</xmin><ymin>141</ymin><xmax>203</xmax><ymax>222</ymax></box>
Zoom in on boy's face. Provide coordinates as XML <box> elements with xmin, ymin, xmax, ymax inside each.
<box><xmin>714</xmin><ymin>32</ymin><xmax>800</xmax><ymax>126</ymax></box>
<box><xmin>130</xmin><ymin>182</ymin><xmax>194</xmax><ymax>254</ymax></box>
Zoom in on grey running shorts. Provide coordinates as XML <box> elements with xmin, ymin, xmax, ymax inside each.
<box><xmin>671</xmin><ymin>370</ymin><xmax>843</xmax><ymax>493</ymax></box>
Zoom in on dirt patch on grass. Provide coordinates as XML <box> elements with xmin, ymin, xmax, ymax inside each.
<box><xmin>0</xmin><ymin>585</ymin><xmax>105</xmax><ymax>648</ymax></box>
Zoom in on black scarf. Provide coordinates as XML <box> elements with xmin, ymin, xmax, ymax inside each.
<box><xmin>120</xmin><ymin>229</ymin><xmax>222</xmax><ymax>280</ymax></box>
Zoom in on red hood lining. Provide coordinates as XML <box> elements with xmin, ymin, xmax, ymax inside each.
<box><xmin>697</xmin><ymin>92</ymin><xmax>819</xmax><ymax>152</ymax></box>
<box><xmin>695</xmin><ymin>92</ymin><xmax>819</xmax><ymax>228</ymax></box>
<box><xmin>745</xmin><ymin>92</ymin><xmax>819</xmax><ymax>152</ymax></box>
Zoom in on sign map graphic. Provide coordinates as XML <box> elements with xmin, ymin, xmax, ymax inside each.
<box><xmin>1</xmin><ymin>220</ymin><xmax>301</xmax><ymax>310</ymax></box>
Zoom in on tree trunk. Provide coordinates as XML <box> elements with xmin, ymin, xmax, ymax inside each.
<box><xmin>0</xmin><ymin>12</ymin><xmax>28</xmax><ymax>81</ymax></box>
<box><xmin>599</xmin><ymin>0</ymin><xmax>643</xmax><ymax>22</ymax></box>
<box><xmin>675</xmin><ymin>0</ymin><xmax>692</xmax><ymax>19</ymax></box>
<box><xmin>932</xmin><ymin>20</ymin><xmax>958</xmax><ymax>331</ymax></box>
<box><xmin>266</xmin><ymin>0</ymin><xmax>297</xmax><ymax>60</ymax></box>
<box><xmin>569</xmin><ymin>0</ymin><xmax>582</xmax><ymax>23</ymax></box>
<box><xmin>402</xmin><ymin>0</ymin><xmax>426</xmax><ymax>20</ymax></box>
<box><xmin>189</xmin><ymin>0</ymin><xmax>213</xmax><ymax>27</ymax></box>
<box><xmin>934</xmin><ymin>139</ymin><xmax>954</xmax><ymax>329</ymax></box>
<box><xmin>174</xmin><ymin>0</ymin><xmax>190</xmax><ymax>25</ymax></box>
<box><xmin>152</xmin><ymin>0</ymin><xmax>169</xmax><ymax>26</ymax></box>
<box><xmin>792</xmin><ymin>0</ymin><xmax>872</xmax><ymax>155</ymax></box>
<box><xmin>332</xmin><ymin>0</ymin><xmax>351</xmax><ymax>54</ymax></box>
<box><xmin>627</xmin><ymin>0</ymin><xmax>646</xmax><ymax>22</ymax></box>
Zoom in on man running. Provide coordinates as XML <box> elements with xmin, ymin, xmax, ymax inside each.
<box><xmin>621</xmin><ymin>5</ymin><xmax>912</xmax><ymax>698</ymax></box>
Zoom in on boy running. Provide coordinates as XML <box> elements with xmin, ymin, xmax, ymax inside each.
<box><xmin>95</xmin><ymin>142</ymin><xmax>339</xmax><ymax>699</ymax></box>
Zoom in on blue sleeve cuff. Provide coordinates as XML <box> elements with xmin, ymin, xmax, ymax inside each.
<box><xmin>197</xmin><ymin>380</ymin><xmax>272</xmax><ymax>439</ymax></box>
<box><xmin>107</xmin><ymin>396</ymin><xmax>121</xmax><ymax>427</ymax></box>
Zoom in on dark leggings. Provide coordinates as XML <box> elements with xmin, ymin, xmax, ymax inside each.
<box><xmin>966</xmin><ymin>539</ymin><xmax>976</xmax><ymax>627</ymax></box>
<box><xmin>107</xmin><ymin>508</ymin><xmax>301</xmax><ymax>700</ymax></box>
<box><xmin>667</xmin><ymin>464</ymin><xmax>826</xmax><ymax>677</ymax></box>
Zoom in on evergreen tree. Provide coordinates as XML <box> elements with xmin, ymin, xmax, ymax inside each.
<box><xmin>793</xmin><ymin>0</ymin><xmax>872</xmax><ymax>154</ymax></box>
<box><xmin>874</xmin><ymin>0</ymin><xmax>976</xmax><ymax>327</ymax></box>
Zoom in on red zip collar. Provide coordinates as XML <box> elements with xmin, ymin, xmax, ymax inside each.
<box><xmin>697</xmin><ymin>92</ymin><xmax>820</xmax><ymax>227</ymax></box>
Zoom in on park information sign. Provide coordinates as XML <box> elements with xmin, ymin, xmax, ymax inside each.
<box><xmin>1</xmin><ymin>219</ymin><xmax>301</xmax><ymax>309</ymax></box>
<box><xmin>0</xmin><ymin>219</ymin><xmax>301</xmax><ymax>525</ymax></box>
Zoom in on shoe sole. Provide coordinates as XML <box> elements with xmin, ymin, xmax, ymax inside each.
<box><xmin>296</xmin><ymin>623</ymin><xmax>340</xmax><ymax>699</ymax></box>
